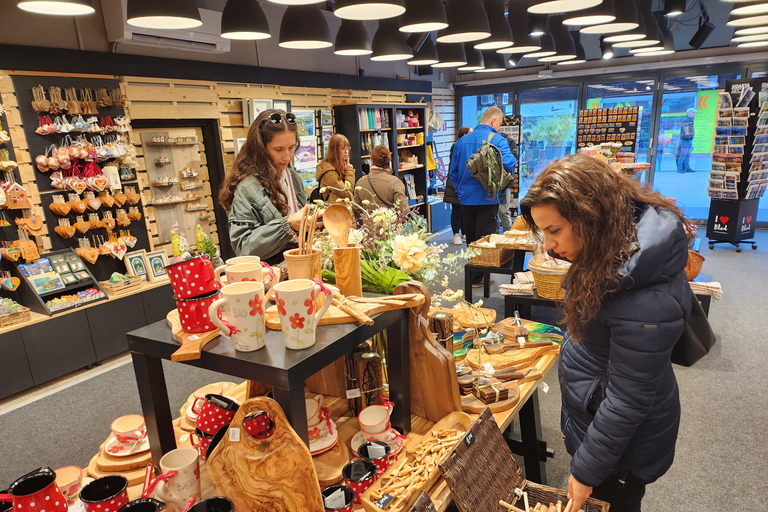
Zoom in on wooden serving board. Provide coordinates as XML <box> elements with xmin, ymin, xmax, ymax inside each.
<box><xmin>429</xmin><ymin>307</ymin><xmax>497</xmax><ymax>331</ymax></box>
<box><xmin>167</xmin><ymin>310</ymin><xmax>222</xmax><ymax>362</ymax></box>
<box><xmin>461</xmin><ymin>380</ymin><xmax>520</xmax><ymax>414</ymax></box>
<box><xmin>87</xmin><ymin>454</ymin><xmax>146</xmax><ymax>486</ymax></box>
<box><xmin>264</xmin><ymin>294</ymin><xmax>425</xmax><ymax>330</ymax></box>
<box><xmin>495</xmin><ymin>317</ymin><xmax>564</xmax><ymax>343</ymax></box>
<box><xmin>313</xmin><ymin>438</ymin><xmax>350</xmax><ymax>487</ymax></box>
<box><xmin>465</xmin><ymin>344</ymin><xmax>560</xmax><ymax>371</ymax></box>
<box><xmin>96</xmin><ymin>435</ymin><xmax>152</xmax><ymax>472</ymax></box>
<box><xmin>361</xmin><ymin>411</ymin><xmax>473</xmax><ymax>512</ymax></box>
<box><xmin>207</xmin><ymin>396</ymin><xmax>324</xmax><ymax>512</ymax></box>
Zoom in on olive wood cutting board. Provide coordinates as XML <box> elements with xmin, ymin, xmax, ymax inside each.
<box><xmin>167</xmin><ymin>309</ymin><xmax>222</xmax><ymax>362</ymax></box>
<box><xmin>460</xmin><ymin>380</ymin><xmax>520</xmax><ymax>414</ymax></box>
<box><xmin>87</xmin><ymin>454</ymin><xmax>146</xmax><ymax>486</ymax></box>
<box><xmin>494</xmin><ymin>317</ymin><xmax>564</xmax><ymax>343</ymax></box>
<box><xmin>264</xmin><ymin>294</ymin><xmax>425</xmax><ymax>330</ymax></box>
<box><xmin>313</xmin><ymin>438</ymin><xmax>350</xmax><ymax>488</ymax></box>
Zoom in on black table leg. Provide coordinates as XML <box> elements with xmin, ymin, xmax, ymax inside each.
<box><xmin>387</xmin><ymin>312</ymin><xmax>411</xmax><ymax>435</ymax></box>
<box><xmin>505</xmin><ymin>296</ymin><xmax>514</xmax><ymax>319</ymax></box>
<box><xmin>273</xmin><ymin>384</ymin><xmax>310</xmax><ymax>445</ymax></box>
<box><xmin>131</xmin><ymin>352</ymin><xmax>176</xmax><ymax>465</ymax></box>
<box><xmin>519</xmin><ymin>389</ymin><xmax>548</xmax><ymax>484</ymax></box>
<box><xmin>697</xmin><ymin>294</ymin><xmax>711</xmax><ymax>317</ymax></box>
<box><xmin>483</xmin><ymin>271</ymin><xmax>491</xmax><ymax>298</ymax></box>
<box><xmin>465</xmin><ymin>267</ymin><xmax>473</xmax><ymax>304</ymax></box>
<box><xmin>512</xmin><ymin>250</ymin><xmax>526</xmax><ymax>274</ymax></box>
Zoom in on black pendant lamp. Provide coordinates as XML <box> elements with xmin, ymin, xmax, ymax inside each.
<box><xmin>279</xmin><ymin>5</ymin><xmax>332</xmax><ymax>49</ymax></box>
<box><xmin>611</xmin><ymin>2</ymin><xmax>658</xmax><ymax>47</ymax></box>
<box><xmin>527</xmin><ymin>32</ymin><xmax>556</xmax><ymax>58</ymax></box>
<box><xmin>499</xmin><ymin>0</ymin><xmax>541</xmax><ymax>54</ymax></box>
<box><xmin>637</xmin><ymin>12</ymin><xmax>674</xmax><ymax>55</ymax></box>
<box><xmin>663</xmin><ymin>0</ymin><xmax>685</xmax><ymax>17</ymax></box>
<box><xmin>408</xmin><ymin>35</ymin><xmax>439</xmax><ymax>65</ymax></box>
<box><xmin>371</xmin><ymin>18</ymin><xmax>413</xmax><ymax>61</ymax></box>
<box><xmin>601</xmin><ymin>36</ymin><xmax>614</xmax><ymax>58</ymax></box>
<box><xmin>581</xmin><ymin>0</ymin><xmax>639</xmax><ymax>34</ymax></box>
<box><xmin>475</xmin><ymin>0</ymin><xmax>514</xmax><ymax>50</ymax></box>
<box><xmin>458</xmin><ymin>45</ymin><xmax>485</xmax><ymax>71</ymax></box>
<box><xmin>734</xmin><ymin>26</ymin><xmax>768</xmax><ymax>36</ymax></box>
<box><xmin>728</xmin><ymin>14</ymin><xmax>768</xmax><ymax>27</ymax></box>
<box><xmin>558</xmin><ymin>30</ymin><xmax>587</xmax><ymax>64</ymax></box>
<box><xmin>334</xmin><ymin>0</ymin><xmax>405</xmax><ymax>20</ymax></box>
<box><xmin>540</xmin><ymin>16</ymin><xmax>576</xmax><ymax>62</ymax></box>
<box><xmin>17</xmin><ymin>0</ymin><xmax>94</xmax><ymax>15</ymax></box>
<box><xmin>732</xmin><ymin>3</ymin><xmax>768</xmax><ymax>16</ymax></box>
<box><xmin>528</xmin><ymin>0</ymin><xmax>601</xmax><ymax>15</ymax></box>
<box><xmin>127</xmin><ymin>0</ymin><xmax>202</xmax><ymax>29</ymax></box>
<box><xmin>221</xmin><ymin>0</ymin><xmax>270</xmax><ymax>40</ymax></box>
<box><xmin>563</xmin><ymin>0</ymin><xmax>616</xmax><ymax>26</ymax></box>
<box><xmin>267</xmin><ymin>0</ymin><xmax>324</xmax><ymax>4</ymax></box>
<box><xmin>335</xmin><ymin>19</ymin><xmax>372</xmax><ymax>55</ymax></box>
<box><xmin>400</xmin><ymin>0</ymin><xmax>448</xmax><ymax>32</ymax></box>
<box><xmin>436</xmin><ymin>0</ymin><xmax>491</xmax><ymax>44</ymax></box>
<box><xmin>433</xmin><ymin>41</ymin><xmax>467</xmax><ymax>67</ymax></box>
<box><xmin>476</xmin><ymin>50</ymin><xmax>507</xmax><ymax>72</ymax></box>
<box><xmin>603</xmin><ymin>0</ymin><xmax>644</xmax><ymax>42</ymax></box>
<box><xmin>528</xmin><ymin>13</ymin><xmax>547</xmax><ymax>37</ymax></box>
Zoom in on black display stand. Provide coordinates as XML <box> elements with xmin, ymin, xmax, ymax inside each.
<box><xmin>500</xmin><ymin>115</ymin><xmax>522</xmax><ymax>208</ymax></box>
<box><xmin>706</xmin><ymin>79</ymin><xmax>762</xmax><ymax>251</ymax></box>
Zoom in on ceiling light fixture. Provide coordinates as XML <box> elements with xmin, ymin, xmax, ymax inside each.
<box><xmin>371</xmin><ymin>18</ymin><xmax>413</xmax><ymax>60</ymax></box>
<box><xmin>606</xmin><ymin>1</ymin><xmax>646</xmax><ymax>42</ymax></box>
<box><xmin>630</xmin><ymin>45</ymin><xmax>665</xmax><ymax>53</ymax></box>
<box><xmin>601</xmin><ymin>36</ymin><xmax>613</xmax><ymax>58</ymax></box>
<box><xmin>639</xmin><ymin>0</ymin><xmax>662</xmax><ymax>44</ymax></box>
<box><xmin>267</xmin><ymin>0</ymin><xmax>323</xmax><ymax>4</ymax></box>
<box><xmin>408</xmin><ymin>34</ymin><xmax>439</xmax><ymax>65</ymax></box>
<box><xmin>127</xmin><ymin>0</ymin><xmax>201</xmax><ymax>29</ymax></box>
<box><xmin>664</xmin><ymin>0</ymin><xmax>685</xmax><ymax>17</ymax></box>
<box><xmin>475</xmin><ymin>0</ymin><xmax>514</xmax><ymax>49</ymax></box>
<box><xmin>734</xmin><ymin>25</ymin><xmax>768</xmax><ymax>35</ymax></box>
<box><xmin>278</xmin><ymin>5</ymin><xmax>332</xmax><ymax>49</ymax></box>
<box><xmin>727</xmin><ymin>14</ymin><xmax>768</xmax><ymax>27</ymax></box>
<box><xmin>433</xmin><ymin>41</ymin><xmax>468</xmax><ymax>67</ymax></box>
<box><xmin>458</xmin><ymin>45</ymin><xmax>485</xmax><ymax>70</ymax></box>
<box><xmin>436</xmin><ymin>0</ymin><xmax>491</xmax><ymax>43</ymax></box>
<box><xmin>528</xmin><ymin>0</ymin><xmax>601</xmax><ymax>15</ymax></box>
<box><xmin>17</xmin><ymin>0</ymin><xmax>94</xmax><ymax>15</ymax></box>
<box><xmin>476</xmin><ymin>50</ymin><xmax>507</xmax><ymax>72</ymax></box>
<box><xmin>581</xmin><ymin>0</ymin><xmax>639</xmax><ymax>34</ymax></box>
<box><xmin>500</xmin><ymin>0</ymin><xmax>541</xmax><ymax>54</ymax></box>
<box><xmin>540</xmin><ymin>15</ymin><xmax>576</xmax><ymax>61</ymax></box>
<box><xmin>334</xmin><ymin>19</ymin><xmax>372</xmax><ymax>55</ymax></box>
<box><xmin>731</xmin><ymin>2</ymin><xmax>768</xmax><ymax>16</ymax></box>
<box><xmin>528</xmin><ymin>13</ymin><xmax>547</xmax><ymax>37</ymax></box>
<box><xmin>220</xmin><ymin>0</ymin><xmax>271</xmax><ymax>40</ymax></box>
<box><xmin>732</xmin><ymin>33</ymin><xmax>768</xmax><ymax>42</ymax></box>
<box><xmin>399</xmin><ymin>0</ymin><xmax>448</xmax><ymax>32</ymax></box>
<box><xmin>614</xmin><ymin>39</ymin><xmax>658</xmax><ymax>48</ymax></box>
<box><xmin>738</xmin><ymin>40</ymin><xmax>768</xmax><ymax>47</ymax></box>
<box><xmin>557</xmin><ymin>30</ymin><xmax>587</xmax><ymax>64</ymax></box>
<box><xmin>527</xmin><ymin>32</ymin><xmax>557</xmax><ymax>58</ymax></box>
<box><xmin>334</xmin><ymin>0</ymin><xmax>405</xmax><ymax>20</ymax></box>
<box><xmin>563</xmin><ymin>0</ymin><xmax>616</xmax><ymax>26</ymax></box>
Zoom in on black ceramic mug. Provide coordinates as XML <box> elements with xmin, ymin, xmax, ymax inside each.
<box><xmin>188</xmin><ymin>497</ymin><xmax>235</xmax><ymax>512</ymax></box>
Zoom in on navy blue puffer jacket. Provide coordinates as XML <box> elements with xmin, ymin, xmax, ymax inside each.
<box><xmin>559</xmin><ymin>204</ymin><xmax>693</xmax><ymax>487</ymax></box>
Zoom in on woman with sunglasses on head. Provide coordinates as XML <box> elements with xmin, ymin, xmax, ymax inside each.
<box><xmin>315</xmin><ymin>134</ymin><xmax>356</xmax><ymax>204</ymax></box>
<box><xmin>220</xmin><ymin>109</ymin><xmax>312</xmax><ymax>265</ymax></box>
<box><xmin>520</xmin><ymin>154</ymin><xmax>693</xmax><ymax>512</ymax></box>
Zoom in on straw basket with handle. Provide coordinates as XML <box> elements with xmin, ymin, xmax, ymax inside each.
<box><xmin>685</xmin><ymin>250</ymin><xmax>704</xmax><ymax>281</ymax></box>
<box><xmin>528</xmin><ymin>255</ymin><xmax>570</xmax><ymax>301</ymax></box>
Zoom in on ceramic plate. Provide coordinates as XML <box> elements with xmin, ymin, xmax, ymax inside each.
<box><xmin>185</xmin><ymin>403</ymin><xmax>199</xmax><ymax>422</ymax></box>
<box><xmin>309</xmin><ymin>419</ymin><xmax>339</xmax><ymax>456</ymax></box>
<box><xmin>104</xmin><ymin>434</ymin><xmax>151</xmax><ymax>458</ymax></box>
<box><xmin>350</xmin><ymin>428</ymin><xmax>405</xmax><ymax>458</ymax></box>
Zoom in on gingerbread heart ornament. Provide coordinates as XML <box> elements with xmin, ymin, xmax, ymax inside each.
<box><xmin>113</xmin><ymin>191</ymin><xmax>127</xmax><ymax>207</ymax></box>
<box><xmin>92</xmin><ymin>176</ymin><xmax>108</xmax><ymax>192</ymax></box>
<box><xmin>54</xmin><ymin>225</ymin><xmax>76</xmax><ymax>239</ymax></box>
<box><xmin>75</xmin><ymin>247</ymin><xmax>100</xmax><ymax>264</ymax></box>
<box><xmin>98</xmin><ymin>193</ymin><xmax>114</xmax><ymax>207</ymax></box>
<box><xmin>49</xmin><ymin>202</ymin><xmax>71</xmax><ymax>216</ymax></box>
<box><xmin>69</xmin><ymin>199</ymin><xmax>87</xmax><ymax>214</ymax></box>
<box><xmin>87</xmin><ymin>198</ymin><xmax>102</xmax><ymax>211</ymax></box>
<box><xmin>102</xmin><ymin>217</ymin><xmax>116</xmax><ymax>231</ymax></box>
<box><xmin>128</xmin><ymin>211</ymin><xmax>142</xmax><ymax>221</ymax></box>
<box><xmin>1</xmin><ymin>247</ymin><xmax>21</xmax><ymax>261</ymax></box>
<box><xmin>1</xmin><ymin>277</ymin><xmax>21</xmax><ymax>291</ymax></box>
<box><xmin>70</xmin><ymin>178</ymin><xmax>87</xmax><ymax>195</ymax></box>
<box><xmin>74</xmin><ymin>221</ymin><xmax>91</xmax><ymax>234</ymax></box>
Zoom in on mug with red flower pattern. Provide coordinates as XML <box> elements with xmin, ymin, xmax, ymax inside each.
<box><xmin>272</xmin><ymin>279</ymin><xmax>332</xmax><ymax>350</ymax></box>
<box><xmin>208</xmin><ymin>281</ymin><xmax>274</xmax><ymax>352</ymax></box>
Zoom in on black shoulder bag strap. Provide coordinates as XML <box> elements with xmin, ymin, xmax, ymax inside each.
<box><xmin>366</xmin><ymin>174</ymin><xmax>393</xmax><ymax>209</ymax></box>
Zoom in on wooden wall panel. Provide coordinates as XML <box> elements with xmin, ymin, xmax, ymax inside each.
<box><xmin>431</xmin><ymin>87</ymin><xmax>456</xmax><ymax>171</ymax></box>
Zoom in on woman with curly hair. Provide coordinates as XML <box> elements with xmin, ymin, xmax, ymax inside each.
<box><xmin>520</xmin><ymin>154</ymin><xmax>693</xmax><ymax>512</ymax></box>
<box><xmin>220</xmin><ymin>109</ymin><xmax>310</xmax><ymax>264</ymax></box>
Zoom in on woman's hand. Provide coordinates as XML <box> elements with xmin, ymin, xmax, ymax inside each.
<box><xmin>287</xmin><ymin>205</ymin><xmax>308</xmax><ymax>231</ymax></box>
<box><xmin>567</xmin><ymin>475</ymin><xmax>592</xmax><ymax>511</ymax></box>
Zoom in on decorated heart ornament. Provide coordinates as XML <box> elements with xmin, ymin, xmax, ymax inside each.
<box><xmin>1</xmin><ymin>277</ymin><xmax>21</xmax><ymax>291</ymax></box>
<box><xmin>123</xmin><ymin>236</ymin><xmax>137</xmax><ymax>248</ymax></box>
<box><xmin>98</xmin><ymin>193</ymin><xmax>114</xmax><ymax>207</ymax></box>
<box><xmin>69</xmin><ymin>178</ymin><xmax>87</xmax><ymax>195</ymax></box>
<box><xmin>1</xmin><ymin>247</ymin><xmax>21</xmax><ymax>261</ymax></box>
<box><xmin>91</xmin><ymin>176</ymin><xmax>108</xmax><ymax>192</ymax></box>
<box><xmin>75</xmin><ymin>247</ymin><xmax>100</xmax><ymax>264</ymax></box>
<box><xmin>54</xmin><ymin>225</ymin><xmax>76</xmax><ymax>239</ymax></box>
<box><xmin>74</xmin><ymin>221</ymin><xmax>91</xmax><ymax>234</ymax></box>
<box><xmin>68</xmin><ymin>199</ymin><xmax>87</xmax><ymax>214</ymax></box>
<box><xmin>49</xmin><ymin>202</ymin><xmax>71</xmax><ymax>216</ymax></box>
<box><xmin>87</xmin><ymin>198</ymin><xmax>102</xmax><ymax>211</ymax></box>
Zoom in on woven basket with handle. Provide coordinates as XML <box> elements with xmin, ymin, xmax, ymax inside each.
<box><xmin>528</xmin><ymin>261</ymin><xmax>568</xmax><ymax>301</ymax></box>
<box><xmin>685</xmin><ymin>250</ymin><xmax>704</xmax><ymax>281</ymax></box>
<box><xmin>468</xmin><ymin>235</ymin><xmax>515</xmax><ymax>267</ymax></box>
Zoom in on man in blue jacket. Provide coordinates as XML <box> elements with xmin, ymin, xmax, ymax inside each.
<box><xmin>449</xmin><ymin>106</ymin><xmax>517</xmax><ymax>285</ymax></box>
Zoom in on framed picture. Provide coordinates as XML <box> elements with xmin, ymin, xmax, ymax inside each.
<box><xmin>293</xmin><ymin>110</ymin><xmax>316</xmax><ymax>137</ymax></box>
<box><xmin>273</xmin><ymin>99</ymin><xmax>291</xmax><ymax>112</ymax></box>
<box><xmin>125</xmin><ymin>250</ymin><xmax>149</xmax><ymax>281</ymax></box>
<box><xmin>244</xmin><ymin>99</ymin><xmax>273</xmax><ymax>127</ymax></box>
<box><xmin>295</xmin><ymin>138</ymin><xmax>318</xmax><ymax>170</ymax></box>
<box><xmin>145</xmin><ymin>250</ymin><xmax>170</xmax><ymax>283</ymax></box>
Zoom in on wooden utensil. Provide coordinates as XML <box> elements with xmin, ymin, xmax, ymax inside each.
<box><xmin>324</xmin><ymin>204</ymin><xmax>352</xmax><ymax>248</ymax></box>
<box><xmin>167</xmin><ymin>310</ymin><xmax>221</xmax><ymax>362</ymax></box>
<box><xmin>483</xmin><ymin>341</ymin><xmax>554</xmax><ymax>355</ymax></box>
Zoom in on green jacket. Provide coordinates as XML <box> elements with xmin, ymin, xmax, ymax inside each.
<box><xmin>228</xmin><ymin>169</ymin><xmax>307</xmax><ymax>261</ymax></box>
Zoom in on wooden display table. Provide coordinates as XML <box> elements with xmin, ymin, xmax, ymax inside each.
<box><xmin>127</xmin><ymin>308</ymin><xmax>410</xmax><ymax>464</ymax></box>
<box><xmin>464</xmin><ymin>250</ymin><xmax>528</xmax><ymax>303</ymax></box>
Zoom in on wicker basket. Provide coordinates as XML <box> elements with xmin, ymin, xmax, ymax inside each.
<box><xmin>0</xmin><ymin>307</ymin><xmax>31</xmax><ymax>328</ymax></box>
<box><xmin>468</xmin><ymin>235</ymin><xmax>515</xmax><ymax>267</ymax></box>
<box><xmin>685</xmin><ymin>250</ymin><xmax>705</xmax><ymax>281</ymax></box>
<box><xmin>528</xmin><ymin>262</ymin><xmax>568</xmax><ymax>301</ymax></box>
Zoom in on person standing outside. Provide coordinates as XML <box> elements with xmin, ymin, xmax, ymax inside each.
<box><xmin>449</xmin><ymin>106</ymin><xmax>517</xmax><ymax>286</ymax></box>
<box><xmin>676</xmin><ymin>108</ymin><xmax>696</xmax><ymax>173</ymax></box>
<box><xmin>445</xmin><ymin>126</ymin><xmax>472</xmax><ymax>245</ymax></box>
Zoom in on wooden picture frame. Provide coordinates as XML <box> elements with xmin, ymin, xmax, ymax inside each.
<box><xmin>145</xmin><ymin>250</ymin><xmax>170</xmax><ymax>283</ymax></box>
<box><xmin>125</xmin><ymin>250</ymin><xmax>149</xmax><ymax>281</ymax></box>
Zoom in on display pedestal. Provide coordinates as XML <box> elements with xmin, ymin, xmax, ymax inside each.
<box><xmin>706</xmin><ymin>198</ymin><xmax>759</xmax><ymax>251</ymax></box>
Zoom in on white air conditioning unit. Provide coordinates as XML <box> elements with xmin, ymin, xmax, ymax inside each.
<box><xmin>102</xmin><ymin>0</ymin><xmax>231</xmax><ymax>54</ymax></box>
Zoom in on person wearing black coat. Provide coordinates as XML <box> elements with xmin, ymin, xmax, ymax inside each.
<box><xmin>521</xmin><ymin>154</ymin><xmax>693</xmax><ymax>512</ymax></box>
<box><xmin>446</xmin><ymin>126</ymin><xmax>471</xmax><ymax>245</ymax></box>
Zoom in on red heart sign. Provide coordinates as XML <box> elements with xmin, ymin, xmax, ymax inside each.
<box><xmin>720</xmin><ymin>216</ymin><xmax>730</xmax><ymax>224</ymax></box>
<box><xmin>746</xmin><ymin>216</ymin><xmax>753</xmax><ymax>223</ymax></box>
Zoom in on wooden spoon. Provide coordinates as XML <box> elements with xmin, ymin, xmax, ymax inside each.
<box><xmin>324</xmin><ymin>204</ymin><xmax>352</xmax><ymax>248</ymax></box>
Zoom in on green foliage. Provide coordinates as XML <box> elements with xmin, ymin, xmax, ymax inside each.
<box><xmin>529</xmin><ymin>114</ymin><xmax>575</xmax><ymax>145</ymax></box>
<box><xmin>360</xmin><ymin>261</ymin><xmax>411</xmax><ymax>295</ymax></box>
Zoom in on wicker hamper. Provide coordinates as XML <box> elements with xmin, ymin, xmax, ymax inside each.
<box><xmin>685</xmin><ymin>250</ymin><xmax>704</xmax><ymax>281</ymax></box>
<box><xmin>439</xmin><ymin>408</ymin><xmax>609</xmax><ymax>512</ymax></box>
<box><xmin>528</xmin><ymin>261</ymin><xmax>568</xmax><ymax>301</ymax></box>
<box><xmin>0</xmin><ymin>307</ymin><xmax>31</xmax><ymax>328</ymax></box>
<box><xmin>468</xmin><ymin>235</ymin><xmax>515</xmax><ymax>267</ymax></box>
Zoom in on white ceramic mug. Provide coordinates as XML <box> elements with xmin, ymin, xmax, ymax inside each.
<box><xmin>110</xmin><ymin>414</ymin><xmax>146</xmax><ymax>445</ymax></box>
<box><xmin>272</xmin><ymin>279</ymin><xmax>332</xmax><ymax>350</ymax></box>
<box><xmin>154</xmin><ymin>448</ymin><xmax>200</xmax><ymax>508</ymax></box>
<box><xmin>306</xmin><ymin>394</ymin><xmax>324</xmax><ymax>426</ymax></box>
<box><xmin>361</xmin><ymin>427</ymin><xmax>397</xmax><ymax>444</ymax></box>
<box><xmin>358</xmin><ymin>403</ymin><xmax>393</xmax><ymax>434</ymax></box>
<box><xmin>214</xmin><ymin>256</ymin><xmax>261</xmax><ymax>283</ymax></box>
<box><xmin>208</xmin><ymin>281</ymin><xmax>274</xmax><ymax>352</ymax></box>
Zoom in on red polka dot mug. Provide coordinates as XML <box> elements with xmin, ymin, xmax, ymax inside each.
<box><xmin>0</xmin><ymin>467</ymin><xmax>69</xmax><ymax>512</ymax></box>
<box><xmin>243</xmin><ymin>411</ymin><xmax>275</xmax><ymax>439</ymax></box>
<box><xmin>166</xmin><ymin>256</ymin><xmax>220</xmax><ymax>299</ymax></box>
<box><xmin>175</xmin><ymin>291</ymin><xmax>222</xmax><ymax>334</ymax></box>
<box><xmin>342</xmin><ymin>460</ymin><xmax>377</xmax><ymax>504</ymax></box>
<box><xmin>190</xmin><ymin>428</ymin><xmax>215</xmax><ymax>461</ymax></box>
<box><xmin>195</xmin><ymin>394</ymin><xmax>239</xmax><ymax>436</ymax></box>
<box><xmin>79</xmin><ymin>474</ymin><xmax>129</xmax><ymax>512</ymax></box>
<box><xmin>321</xmin><ymin>485</ymin><xmax>355</xmax><ymax>512</ymax></box>
<box><xmin>358</xmin><ymin>441</ymin><xmax>394</xmax><ymax>478</ymax></box>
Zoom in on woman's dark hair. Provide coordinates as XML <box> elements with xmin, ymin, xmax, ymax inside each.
<box><xmin>320</xmin><ymin>134</ymin><xmax>351</xmax><ymax>177</ymax></box>
<box><xmin>219</xmin><ymin>109</ymin><xmax>299</xmax><ymax>214</ymax></box>
<box><xmin>371</xmin><ymin>145</ymin><xmax>391</xmax><ymax>168</ymax></box>
<box><xmin>457</xmin><ymin>126</ymin><xmax>471</xmax><ymax>138</ymax></box>
<box><xmin>520</xmin><ymin>154</ymin><xmax>690</xmax><ymax>340</ymax></box>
